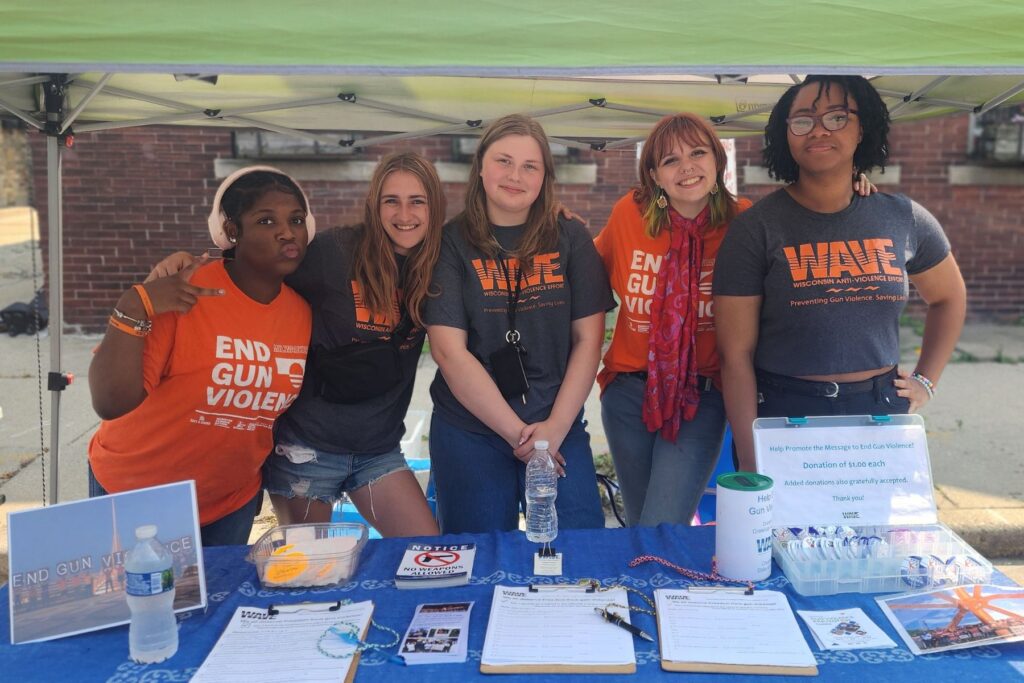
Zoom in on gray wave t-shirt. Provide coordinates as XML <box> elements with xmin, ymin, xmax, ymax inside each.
<box><xmin>425</xmin><ymin>215</ymin><xmax>614</xmax><ymax>434</ymax></box>
<box><xmin>712</xmin><ymin>190</ymin><xmax>950</xmax><ymax>376</ymax></box>
<box><xmin>277</xmin><ymin>226</ymin><xmax>423</xmax><ymax>454</ymax></box>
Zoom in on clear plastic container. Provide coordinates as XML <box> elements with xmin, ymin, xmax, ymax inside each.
<box><xmin>247</xmin><ymin>522</ymin><xmax>368</xmax><ymax>588</ymax></box>
<box><xmin>773</xmin><ymin>522</ymin><xmax>992</xmax><ymax>596</ymax></box>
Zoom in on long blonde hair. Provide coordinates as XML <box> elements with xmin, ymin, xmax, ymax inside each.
<box><xmin>352</xmin><ymin>152</ymin><xmax>446</xmax><ymax>328</ymax></box>
<box><xmin>461</xmin><ymin>114</ymin><xmax>558</xmax><ymax>271</ymax></box>
<box><xmin>635</xmin><ymin>113</ymin><xmax>740</xmax><ymax>238</ymax></box>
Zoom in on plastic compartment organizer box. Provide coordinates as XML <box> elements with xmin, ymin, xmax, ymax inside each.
<box><xmin>773</xmin><ymin>523</ymin><xmax>992</xmax><ymax>596</ymax></box>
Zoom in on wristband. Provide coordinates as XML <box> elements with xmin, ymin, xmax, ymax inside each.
<box><xmin>108</xmin><ymin>315</ymin><xmax>147</xmax><ymax>338</ymax></box>
<box><xmin>909</xmin><ymin>372</ymin><xmax>935</xmax><ymax>399</ymax></box>
<box><xmin>112</xmin><ymin>308</ymin><xmax>153</xmax><ymax>335</ymax></box>
<box><xmin>132</xmin><ymin>284</ymin><xmax>155</xmax><ymax>319</ymax></box>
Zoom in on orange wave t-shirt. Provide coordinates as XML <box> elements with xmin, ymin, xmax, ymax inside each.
<box><xmin>594</xmin><ymin>193</ymin><xmax>751</xmax><ymax>393</ymax></box>
<box><xmin>89</xmin><ymin>261</ymin><xmax>311</xmax><ymax>525</ymax></box>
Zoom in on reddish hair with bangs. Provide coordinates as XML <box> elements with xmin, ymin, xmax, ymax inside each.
<box><xmin>635</xmin><ymin>113</ymin><xmax>739</xmax><ymax>238</ymax></box>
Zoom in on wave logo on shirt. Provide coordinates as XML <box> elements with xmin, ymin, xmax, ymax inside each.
<box><xmin>351</xmin><ymin>280</ymin><xmax>400</xmax><ymax>334</ymax></box>
<box><xmin>471</xmin><ymin>253</ymin><xmax>564</xmax><ymax>292</ymax></box>
<box><xmin>783</xmin><ymin>238</ymin><xmax>903</xmax><ymax>282</ymax></box>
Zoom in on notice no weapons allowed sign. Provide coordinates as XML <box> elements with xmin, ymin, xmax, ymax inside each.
<box><xmin>395</xmin><ymin>543</ymin><xmax>476</xmax><ymax>589</ymax></box>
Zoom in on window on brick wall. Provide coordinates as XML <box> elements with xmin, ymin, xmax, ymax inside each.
<box><xmin>969</xmin><ymin>105</ymin><xmax>1024</xmax><ymax>165</ymax></box>
<box><xmin>233</xmin><ymin>130</ymin><xmax>362</xmax><ymax>159</ymax></box>
<box><xmin>450</xmin><ymin>136</ymin><xmax>577</xmax><ymax>162</ymax></box>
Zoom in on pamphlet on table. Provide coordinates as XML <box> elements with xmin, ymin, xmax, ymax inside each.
<box><xmin>797</xmin><ymin>607</ymin><xmax>897</xmax><ymax>650</ymax></box>
<box><xmin>398</xmin><ymin>601</ymin><xmax>473</xmax><ymax>664</ymax></box>
<box><xmin>395</xmin><ymin>542</ymin><xmax>475</xmax><ymax>589</ymax></box>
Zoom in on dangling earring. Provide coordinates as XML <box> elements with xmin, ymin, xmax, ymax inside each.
<box><xmin>655</xmin><ymin>188</ymin><xmax>668</xmax><ymax>210</ymax></box>
<box><xmin>710</xmin><ymin>182</ymin><xmax>720</xmax><ymax>196</ymax></box>
<box><xmin>228</xmin><ymin>235</ymin><xmax>237</xmax><ymax>244</ymax></box>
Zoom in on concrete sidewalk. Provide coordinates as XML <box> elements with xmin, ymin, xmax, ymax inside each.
<box><xmin>2</xmin><ymin>322</ymin><xmax>1023</xmax><ymax>584</ymax></box>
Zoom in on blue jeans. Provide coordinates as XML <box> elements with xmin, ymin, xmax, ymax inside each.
<box><xmin>601</xmin><ymin>373</ymin><xmax>726</xmax><ymax>527</ymax></box>
<box><xmin>428</xmin><ymin>410</ymin><xmax>605</xmax><ymax>534</ymax></box>
<box><xmin>88</xmin><ymin>465</ymin><xmax>262</xmax><ymax>547</ymax></box>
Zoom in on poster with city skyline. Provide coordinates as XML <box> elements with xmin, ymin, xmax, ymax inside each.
<box><xmin>7</xmin><ymin>481</ymin><xmax>205</xmax><ymax>644</ymax></box>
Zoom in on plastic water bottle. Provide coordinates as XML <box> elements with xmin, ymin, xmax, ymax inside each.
<box><xmin>125</xmin><ymin>525</ymin><xmax>178</xmax><ymax>663</ymax></box>
<box><xmin>525</xmin><ymin>440</ymin><xmax>558</xmax><ymax>543</ymax></box>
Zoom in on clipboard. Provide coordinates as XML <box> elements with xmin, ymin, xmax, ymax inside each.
<box><xmin>191</xmin><ymin>600</ymin><xmax>374</xmax><ymax>683</ymax></box>
<box><xmin>480</xmin><ymin>584</ymin><xmax>636</xmax><ymax>674</ymax></box>
<box><xmin>654</xmin><ymin>587</ymin><xmax>818</xmax><ymax>676</ymax></box>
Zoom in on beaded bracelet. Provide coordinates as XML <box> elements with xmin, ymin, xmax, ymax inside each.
<box><xmin>132</xmin><ymin>284</ymin><xmax>155</xmax><ymax>319</ymax></box>
<box><xmin>909</xmin><ymin>371</ymin><xmax>936</xmax><ymax>399</ymax></box>
<box><xmin>317</xmin><ymin>619</ymin><xmax>401</xmax><ymax>660</ymax></box>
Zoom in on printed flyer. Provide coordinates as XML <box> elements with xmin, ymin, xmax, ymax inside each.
<box><xmin>877</xmin><ymin>584</ymin><xmax>1024</xmax><ymax>655</ymax></box>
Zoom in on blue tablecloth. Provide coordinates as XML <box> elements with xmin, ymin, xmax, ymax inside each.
<box><xmin>3</xmin><ymin>525</ymin><xmax>1022</xmax><ymax>682</ymax></box>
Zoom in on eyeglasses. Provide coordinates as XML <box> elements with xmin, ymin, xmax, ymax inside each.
<box><xmin>786</xmin><ymin>109</ymin><xmax>858</xmax><ymax>136</ymax></box>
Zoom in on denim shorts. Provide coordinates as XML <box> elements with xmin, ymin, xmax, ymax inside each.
<box><xmin>263</xmin><ymin>423</ymin><xmax>411</xmax><ymax>504</ymax></box>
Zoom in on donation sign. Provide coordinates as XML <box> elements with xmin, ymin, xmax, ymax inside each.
<box><xmin>753</xmin><ymin>416</ymin><xmax>935</xmax><ymax>527</ymax></box>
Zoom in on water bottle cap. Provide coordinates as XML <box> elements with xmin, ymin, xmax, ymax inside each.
<box><xmin>533</xmin><ymin>440</ymin><xmax>549</xmax><ymax>450</ymax></box>
<box><xmin>135</xmin><ymin>524</ymin><xmax>158</xmax><ymax>539</ymax></box>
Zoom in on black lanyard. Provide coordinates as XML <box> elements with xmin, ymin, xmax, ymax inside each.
<box><xmin>495</xmin><ymin>254</ymin><xmax>523</xmax><ymax>344</ymax></box>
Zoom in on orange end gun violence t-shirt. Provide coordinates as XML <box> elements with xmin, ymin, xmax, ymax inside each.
<box><xmin>594</xmin><ymin>193</ymin><xmax>751</xmax><ymax>393</ymax></box>
<box><xmin>89</xmin><ymin>261</ymin><xmax>312</xmax><ymax>525</ymax></box>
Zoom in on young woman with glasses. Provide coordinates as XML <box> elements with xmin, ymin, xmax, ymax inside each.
<box><xmin>714</xmin><ymin>75</ymin><xmax>967</xmax><ymax>471</ymax></box>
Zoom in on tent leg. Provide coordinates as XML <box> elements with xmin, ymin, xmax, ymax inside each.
<box><xmin>44</xmin><ymin>77</ymin><xmax>69</xmax><ymax>506</ymax></box>
<box><xmin>46</xmin><ymin>134</ymin><xmax>63</xmax><ymax>506</ymax></box>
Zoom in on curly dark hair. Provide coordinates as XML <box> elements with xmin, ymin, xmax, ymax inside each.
<box><xmin>763</xmin><ymin>75</ymin><xmax>890</xmax><ymax>183</ymax></box>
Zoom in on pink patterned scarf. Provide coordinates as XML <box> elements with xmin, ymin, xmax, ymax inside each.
<box><xmin>642</xmin><ymin>204</ymin><xmax>709</xmax><ymax>441</ymax></box>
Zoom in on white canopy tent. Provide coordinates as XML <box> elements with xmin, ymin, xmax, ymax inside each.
<box><xmin>2</xmin><ymin>0</ymin><xmax>1023</xmax><ymax>503</ymax></box>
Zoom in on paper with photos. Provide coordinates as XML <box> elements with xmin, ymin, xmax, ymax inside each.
<box><xmin>399</xmin><ymin>601</ymin><xmax>473</xmax><ymax>665</ymax></box>
<box><xmin>797</xmin><ymin>608</ymin><xmax>897</xmax><ymax>650</ymax></box>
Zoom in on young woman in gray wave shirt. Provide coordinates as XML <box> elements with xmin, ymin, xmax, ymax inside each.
<box><xmin>714</xmin><ymin>75</ymin><xmax>967</xmax><ymax>471</ymax></box>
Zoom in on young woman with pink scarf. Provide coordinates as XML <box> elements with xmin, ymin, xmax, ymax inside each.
<box><xmin>594</xmin><ymin>113</ymin><xmax>749</xmax><ymax>527</ymax></box>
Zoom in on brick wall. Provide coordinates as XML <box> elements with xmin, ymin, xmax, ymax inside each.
<box><xmin>27</xmin><ymin>114</ymin><xmax>1024</xmax><ymax>331</ymax></box>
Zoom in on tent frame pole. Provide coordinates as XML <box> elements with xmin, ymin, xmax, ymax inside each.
<box><xmin>44</xmin><ymin>75</ymin><xmax>70</xmax><ymax>505</ymax></box>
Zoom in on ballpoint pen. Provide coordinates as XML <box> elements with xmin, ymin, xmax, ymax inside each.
<box><xmin>595</xmin><ymin>607</ymin><xmax>655</xmax><ymax>642</ymax></box>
